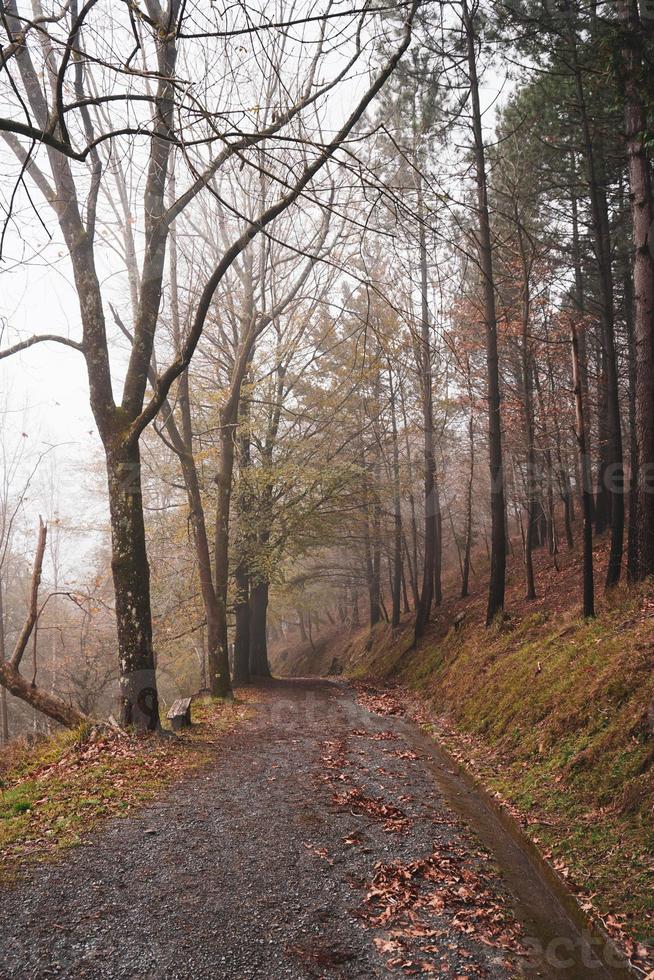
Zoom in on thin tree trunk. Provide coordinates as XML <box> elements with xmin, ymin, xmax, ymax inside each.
<box><xmin>402</xmin><ymin>534</ymin><xmax>419</xmax><ymax>608</ymax></box>
<box><xmin>361</xmin><ymin>438</ymin><xmax>381</xmax><ymax>629</ymax></box>
<box><xmin>0</xmin><ymin>522</ymin><xmax>87</xmax><ymax>730</ymax></box>
<box><xmin>372</xmin><ymin>479</ymin><xmax>382</xmax><ymax>628</ymax></box>
<box><xmin>533</xmin><ymin>362</ymin><xmax>558</xmax><ymax>558</ymax></box>
<box><xmin>518</xmin><ymin>225</ymin><xmax>536</xmax><ymax>600</ymax></box>
<box><xmin>570</xmin><ymin>151</ymin><xmax>595</xmax><ymax>528</ymax></box>
<box><xmin>461</xmin><ymin>370</ymin><xmax>475</xmax><ymax>599</ymax></box>
<box><xmin>213</xmin><ymin>416</ymin><xmax>236</xmax><ymax>696</ymax></box>
<box><xmin>0</xmin><ymin>576</ymin><xmax>9</xmax><ymax>745</ymax></box>
<box><xmin>414</xmin><ymin>175</ymin><xmax>437</xmax><ymax>642</ymax></box>
<box><xmin>351</xmin><ymin>587</ymin><xmax>361</xmax><ymax>629</ymax></box>
<box><xmin>572</xmin><ymin>323</ymin><xmax>595</xmax><ymax>618</ymax></box>
<box><xmin>233</xmin><ymin>397</ymin><xmax>252</xmax><ymax>686</ymax></box>
<box><xmin>399</xmin><ymin>383</ymin><xmax>420</xmax><ymax>604</ymax></box>
<box><xmin>162</xmin><ymin>185</ymin><xmax>227</xmax><ymax>698</ymax></box>
<box><xmin>401</xmin><ymin>565</ymin><xmax>411</xmax><ymax>614</ymax></box>
<box><xmin>547</xmin><ymin>343</ymin><xmax>575</xmax><ymax>550</ymax></box>
<box><xmin>389</xmin><ymin>368</ymin><xmax>403</xmax><ymax>627</ymax></box>
<box><xmin>464</xmin><ymin>0</ymin><xmax>506</xmax><ymax>625</ymax></box>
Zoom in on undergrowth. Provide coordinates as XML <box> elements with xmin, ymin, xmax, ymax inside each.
<box><xmin>0</xmin><ymin>698</ymin><xmax>247</xmax><ymax>882</ymax></box>
<box><xmin>337</xmin><ymin>548</ymin><xmax>654</xmax><ymax>949</ymax></box>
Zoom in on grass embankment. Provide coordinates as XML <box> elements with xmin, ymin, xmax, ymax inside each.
<box><xmin>315</xmin><ymin>543</ymin><xmax>654</xmax><ymax>961</ymax></box>
<box><xmin>0</xmin><ymin>697</ymin><xmax>247</xmax><ymax>883</ymax></box>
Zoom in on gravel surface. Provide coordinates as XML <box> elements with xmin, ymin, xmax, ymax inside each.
<box><xmin>0</xmin><ymin>680</ymin><xmax>561</xmax><ymax>979</ymax></box>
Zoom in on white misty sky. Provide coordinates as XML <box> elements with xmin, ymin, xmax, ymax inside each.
<box><xmin>0</xmin><ymin>6</ymin><xmax>509</xmax><ymax>581</ymax></box>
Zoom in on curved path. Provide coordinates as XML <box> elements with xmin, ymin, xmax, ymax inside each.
<box><xmin>0</xmin><ymin>680</ymin><xmax>632</xmax><ymax>979</ymax></box>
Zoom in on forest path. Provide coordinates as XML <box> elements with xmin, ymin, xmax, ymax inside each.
<box><xmin>0</xmin><ymin>680</ymin><xmax>630</xmax><ymax>979</ymax></box>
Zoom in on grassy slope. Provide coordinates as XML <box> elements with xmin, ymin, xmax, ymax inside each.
<box><xmin>292</xmin><ymin>540</ymin><xmax>654</xmax><ymax>951</ymax></box>
<box><xmin>0</xmin><ymin>698</ymin><xmax>248</xmax><ymax>882</ymax></box>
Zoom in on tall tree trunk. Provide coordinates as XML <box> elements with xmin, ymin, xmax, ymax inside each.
<box><xmin>106</xmin><ymin>441</ymin><xmax>160</xmax><ymax>729</ymax></box>
<box><xmin>464</xmin><ymin>0</ymin><xmax>506</xmax><ymax>625</ymax></box>
<box><xmin>389</xmin><ymin>368</ymin><xmax>403</xmax><ymax>627</ymax></box>
<box><xmin>213</xmin><ymin>417</ymin><xmax>236</xmax><ymax>697</ymax></box>
<box><xmin>162</xmin><ymin>186</ymin><xmax>227</xmax><ymax>697</ymax></box>
<box><xmin>0</xmin><ymin>577</ymin><xmax>9</xmax><ymax>745</ymax></box>
<box><xmin>569</xmin><ymin>16</ymin><xmax>623</xmax><ymax>585</ymax></box>
<box><xmin>433</xmin><ymin>479</ymin><xmax>443</xmax><ymax>606</ymax></box>
<box><xmin>250</xmin><ymin>581</ymin><xmax>271</xmax><ymax>677</ymax></box>
<box><xmin>570</xmin><ymin>151</ymin><xmax>595</xmax><ymax>527</ymax></box>
<box><xmin>572</xmin><ymin>323</ymin><xmax>595</xmax><ymax>618</ymax></box>
<box><xmin>399</xmin><ymin>383</ymin><xmax>420</xmax><ymax>606</ymax></box>
<box><xmin>233</xmin><ymin>567</ymin><xmax>250</xmax><ymax>686</ymax></box>
<box><xmin>371</xmin><ymin>469</ymin><xmax>382</xmax><ymax>628</ymax></box>
<box><xmin>546</xmin><ymin>338</ymin><xmax>575</xmax><ymax>551</ymax></box>
<box><xmin>619</xmin><ymin>0</ymin><xmax>654</xmax><ymax>580</ymax></box>
<box><xmin>461</xmin><ymin>400</ymin><xmax>475</xmax><ymax>599</ymax></box>
<box><xmin>414</xmin><ymin>176</ymin><xmax>437</xmax><ymax>641</ymax></box>
<box><xmin>594</xmin><ymin>351</ymin><xmax>611</xmax><ymax>536</ymax></box>
<box><xmin>517</xmin><ymin>224</ymin><xmax>536</xmax><ymax>600</ymax></box>
<box><xmin>401</xmin><ymin>565</ymin><xmax>411</xmax><ymax>614</ymax></box>
<box><xmin>364</xmin><ymin>501</ymin><xmax>381</xmax><ymax>629</ymax></box>
<box><xmin>361</xmin><ymin>435</ymin><xmax>381</xmax><ymax>629</ymax></box>
<box><xmin>533</xmin><ymin>362</ymin><xmax>558</xmax><ymax>559</ymax></box>
<box><xmin>402</xmin><ymin>535</ymin><xmax>419</xmax><ymax>608</ymax></box>
<box><xmin>624</xmin><ymin>255</ymin><xmax>639</xmax><ymax>580</ymax></box>
<box><xmin>233</xmin><ymin>401</ymin><xmax>252</xmax><ymax>686</ymax></box>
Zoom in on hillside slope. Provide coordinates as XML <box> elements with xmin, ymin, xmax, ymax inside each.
<box><xmin>272</xmin><ymin>540</ymin><xmax>654</xmax><ymax>965</ymax></box>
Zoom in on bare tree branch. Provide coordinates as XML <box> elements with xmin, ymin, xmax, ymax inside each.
<box><xmin>0</xmin><ymin>333</ymin><xmax>84</xmax><ymax>359</ymax></box>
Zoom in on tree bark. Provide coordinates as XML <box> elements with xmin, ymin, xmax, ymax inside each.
<box><xmin>569</xmin><ymin>15</ymin><xmax>623</xmax><ymax>585</ymax></box>
<box><xmin>464</xmin><ymin>0</ymin><xmax>506</xmax><ymax>625</ymax></box>
<box><xmin>399</xmin><ymin>383</ymin><xmax>420</xmax><ymax>608</ymax></box>
<box><xmin>414</xmin><ymin>175</ymin><xmax>437</xmax><ymax>641</ymax></box>
<box><xmin>106</xmin><ymin>441</ymin><xmax>159</xmax><ymax>728</ymax></box>
<box><xmin>233</xmin><ymin>402</ymin><xmax>252</xmax><ymax>686</ymax></box>
<box><xmin>213</xmin><ymin>416</ymin><xmax>236</xmax><ymax>696</ymax></box>
<box><xmin>572</xmin><ymin>323</ymin><xmax>595</xmax><ymax>618</ymax></box>
<box><xmin>0</xmin><ymin>576</ymin><xmax>8</xmax><ymax>745</ymax></box>
<box><xmin>389</xmin><ymin>368</ymin><xmax>403</xmax><ymax>627</ymax></box>
<box><xmin>461</xmin><ymin>398</ymin><xmax>475</xmax><ymax>599</ymax></box>
<box><xmin>0</xmin><ymin>661</ymin><xmax>86</xmax><ymax>731</ymax></box>
<box><xmin>569</xmin><ymin>150</ymin><xmax>595</xmax><ymax>527</ymax></box>
<box><xmin>517</xmin><ymin>223</ymin><xmax>536</xmax><ymax>600</ymax></box>
<box><xmin>619</xmin><ymin>0</ymin><xmax>654</xmax><ymax>580</ymax></box>
<box><xmin>232</xmin><ymin>581</ymin><xmax>251</xmax><ymax>684</ymax></box>
<box><xmin>624</xmin><ymin>254</ymin><xmax>639</xmax><ymax>579</ymax></box>
<box><xmin>250</xmin><ymin>581</ymin><xmax>271</xmax><ymax>677</ymax></box>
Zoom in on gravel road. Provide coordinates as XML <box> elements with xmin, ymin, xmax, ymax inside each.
<box><xmin>0</xmin><ymin>680</ymin><xmax>630</xmax><ymax>979</ymax></box>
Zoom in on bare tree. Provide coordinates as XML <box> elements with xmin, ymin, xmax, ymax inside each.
<box><xmin>0</xmin><ymin>0</ymin><xmax>418</xmax><ymax>725</ymax></box>
<box><xmin>0</xmin><ymin>520</ymin><xmax>87</xmax><ymax>728</ymax></box>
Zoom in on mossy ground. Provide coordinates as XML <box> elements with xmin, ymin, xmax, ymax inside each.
<box><xmin>332</xmin><ymin>541</ymin><xmax>654</xmax><ymax>953</ymax></box>
<box><xmin>0</xmin><ymin>697</ymin><xmax>248</xmax><ymax>883</ymax></box>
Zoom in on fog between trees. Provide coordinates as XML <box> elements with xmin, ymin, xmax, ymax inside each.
<box><xmin>0</xmin><ymin>0</ymin><xmax>653</xmax><ymax>738</ymax></box>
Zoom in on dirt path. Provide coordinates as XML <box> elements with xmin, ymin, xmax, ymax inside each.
<box><xmin>0</xmin><ymin>681</ymin><xmax>632</xmax><ymax>979</ymax></box>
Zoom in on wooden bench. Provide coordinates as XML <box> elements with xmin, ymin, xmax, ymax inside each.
<box><xmin>167</xmin><ymin>697</ymin><xmax>192</xmax><ymax>732</ymax></box>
